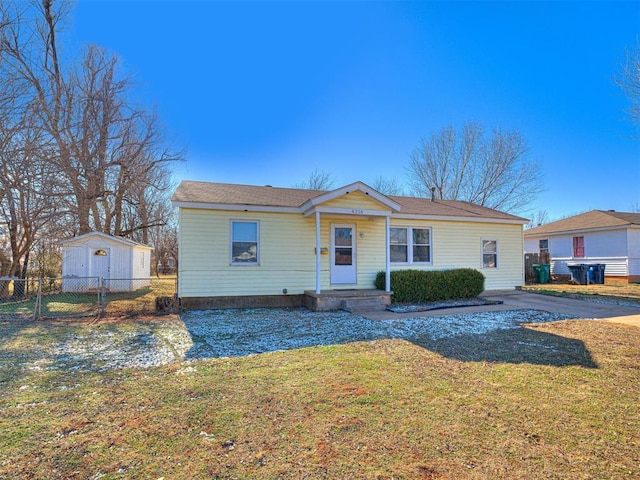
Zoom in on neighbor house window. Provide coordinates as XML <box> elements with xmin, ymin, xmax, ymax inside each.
<box><xmin>390</xmin><ymin>227</ymin><xmax>431</xmax><ymax>264</ymax></box>
<box><xmin>482</xmin><ymin>240</ymin><xmax>497</xmax><ymax>268</ymax></box>
<box><xmin>539</xmin><ymin>239</ymin><xmax>549</xmax><ymax>254</ymax></box>
<box><xmin>231</xmin><ymin>221</ymin><xmax>259</xmax><ymax>264</ymax></box>
<box><xmin>573</xmin><ymin>236</ymin><xmax>584</xmax><ymax>258</ymax></box>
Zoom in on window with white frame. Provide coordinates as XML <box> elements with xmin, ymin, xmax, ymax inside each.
<box><xmin>390</xmin><ymin>227</ymin><xmax>431</xmax><ymax>264</ymax></box>
<box><xmin>539</xmin><ymin>239</ymin><xmax>549</xmax><ymax>254</ymax></box>
<box><xmin>572</xmin><ymin>236</ymin><xmax>584</xmax><ymax>258</ymax></box>
<box><xmin>231</xmin><ymin>221</ymin><xmax>259</xmax><ymax>264</ymax></box>
<box><xmin>482</xmin><ymin>240</ymin><xmax>497</xmax><ymax>268</ymax></box>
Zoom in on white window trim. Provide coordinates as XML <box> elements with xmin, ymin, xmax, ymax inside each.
<box><xmin>539</xmin><ymin>239</ymin><xmax>549</xmax><ymax>254</ymax></box>
<box><xmin>230</xmin><ymin>219</ymin><xmax>260</xmax><ymax>266</ymax></box>
<box><xmin>572</xmin><ymin>236</ymin><xmax>585</xmax><ymax>258</ymax></box>
<box><xmin>482</xmin><ymin>239</ymin><xmax>498</xmax><ymax>269</ymax></box>
<box><xmin>390</xmin><ymin>226</ymin><xmax>433</xmax><ymax>265</ymax></box>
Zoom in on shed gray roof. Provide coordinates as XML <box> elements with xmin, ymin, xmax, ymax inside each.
<box><xmin>58</xmin><ymin>231</ymin><xmax>152</xmax><ymax>249</ymax></box>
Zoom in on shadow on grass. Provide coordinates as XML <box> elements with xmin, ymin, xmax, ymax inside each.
<box><xmin>181</xmin><ymin>309</ymin><xmax>598</xmax><ymax>368</ymax></box>
<box><xmin>408</xmin><ymin>326</ymin><xmax>597</xmax><ymax>368</ymax></box>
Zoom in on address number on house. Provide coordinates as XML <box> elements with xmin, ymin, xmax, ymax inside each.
<box><xmin>351</xmin><ymin>209</ymin><xmax>364</xmax><ymax>214</ymax></box>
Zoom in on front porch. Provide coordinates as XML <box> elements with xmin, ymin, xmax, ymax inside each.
<box><xmin>304</xmin><ymin>289</ymin><xmax>392</xmax><ymax>312</ymax></box>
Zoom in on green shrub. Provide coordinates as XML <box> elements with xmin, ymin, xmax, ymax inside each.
<box><xmin>374</xmin><ymin>268</ymin><xmax>485</xmax><ymax>303</ymax></box>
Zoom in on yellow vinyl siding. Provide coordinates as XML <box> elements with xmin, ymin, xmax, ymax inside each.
<box><xmin>178</xmin><ymin>207</ymin><xmax>524</xmax><ymax>298</ymax></box>
<box><xmin>322</xmin><ymin>190</ymin><xmax>392</xmax><ymax>211</ymax></box>
<box><xmin>319</xmin><ymin>216</ymin><xmax>386</xmax><ymax>289</ymax></box>
<box><xmin>390</xmin><ymin>220</ymin><xmax>524</xmax><ymax>290</ymax></box>
<box><xmin>179</xmin><ymin>209</ymin><xmax>317</xmax><ymax>297</ymax></box>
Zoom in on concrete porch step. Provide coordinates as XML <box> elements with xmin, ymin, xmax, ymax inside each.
<box><xmin>341</xmin><ymin>297</ymin><xmax>387</xmax><ymax>313</ymax></box>
<box><xmin>303</xmin><ymin>289</ymin><xmax>392</xmax><ymax>311</ymax></box>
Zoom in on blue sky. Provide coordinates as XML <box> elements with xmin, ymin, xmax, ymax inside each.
<box><xmin>70</xmin><ymin>1</ymin><xmax>639</xmax><ymax>220</ymax></box>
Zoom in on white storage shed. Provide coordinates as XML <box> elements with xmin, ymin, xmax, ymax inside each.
<box><xmin>59</xmin><ymin>231</ymin><xmax>153</xmax><ymax>292</ymax></box>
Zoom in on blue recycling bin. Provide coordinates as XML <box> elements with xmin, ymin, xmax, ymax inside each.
<box><xmin>568</xmin><ymin>264</ymin><xmax>588</xmax><ymax>285</ymax></box>
<box><xmin>588</xmin><ymin>264</ymin><xmax>606</xmax><ymax>284</ymax></box>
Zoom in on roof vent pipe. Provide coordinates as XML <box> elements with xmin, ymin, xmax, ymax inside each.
<box><xmin>430</xmin><ymin>187</ymin><xmax>436</xmax><ymax>202</ymax></box>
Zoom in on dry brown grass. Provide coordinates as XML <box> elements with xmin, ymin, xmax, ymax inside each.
<box><xmin>523</xmin><ymin>282</ymin><xmax>640</xmax><ymax>304</ymax></box>
<box><xmin>1</xmin><ymin>318</ymin><xmax>639</xmax><ymax>479</ymax></box>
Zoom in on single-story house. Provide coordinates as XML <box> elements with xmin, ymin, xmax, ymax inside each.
<box><xmin>172</xmin><ymin>180</ymin><xmax>528</xmax><ymax>310</ymax></box>
<box><xmin>524</xmin><ymin>210</ymin><xmax>640</xmax><ymax>283</ymax></box>
<box><xmin>59</xmin><ymin>231</ymin><xmax>152</xmax><ymax>292</ymax></box>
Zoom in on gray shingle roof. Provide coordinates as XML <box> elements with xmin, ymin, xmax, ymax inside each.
<box><xmin>524</xmin><ymin>210</ymin><xmax>640</xmax><ymax>236</ymax></box>
<box><xmin>172</xmin><ymin>180</ymin><xmax>527</xmax><ymax>222</ymax></box>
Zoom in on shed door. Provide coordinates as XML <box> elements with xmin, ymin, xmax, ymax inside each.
<box><xmin>330</xmin><ymin>224</ymin><xmax>357</xmax><ymax>284</ymax></box>
<box><xmin>91</xmin><ymin>248</ymin><xmax>110</xmax><ymax>282</ymax></box>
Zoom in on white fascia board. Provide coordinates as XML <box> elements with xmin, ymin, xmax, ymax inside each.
<box><xmin>173</xmin><ymin>201</ymin><xmax>301</xmax><ymax>214</ymax></box>
<box><xmin>391</xmin><ymin>213</ymin><xmax>527</xmax><ymax>225</ymax></box>
<box><xmin>300</xmin><ymin>181</ymin><xmax>401</xmax><ymax>212</ymax></box>
<box><xmin>524</xmin><ymin>225</ymin><xmax>630</xmax><ymax>238</ymax></box>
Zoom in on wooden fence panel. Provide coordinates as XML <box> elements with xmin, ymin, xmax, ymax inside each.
<box><xmin>524</xmin><ymin>252</ymin><xmax>551</xmax><ymax>284</ymax></box>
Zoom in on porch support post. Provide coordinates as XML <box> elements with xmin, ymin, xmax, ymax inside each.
<box><xmin>315</xmin><ymin>211</ymin><xmax>321</xmax><ymax>294</ymax></box>
<box><xmin>385</xmin><ymin>216</ymin><xmax>391</xmax><ymax>292</ymax></box>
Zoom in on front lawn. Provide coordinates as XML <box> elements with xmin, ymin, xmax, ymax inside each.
<box><xmin>1</xmin><ymin>316</ymin><xmax>639</xmax><ymax>479</ymax></box>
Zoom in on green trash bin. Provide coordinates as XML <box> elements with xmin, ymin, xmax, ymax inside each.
<box><xmin>533</xmin><ymin>264</ymin><xmax>550</xmax><ymax>284</ymax></box>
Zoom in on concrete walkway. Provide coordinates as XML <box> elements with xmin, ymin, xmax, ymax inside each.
<box><xmin>361</xmin><ymin>290</ymin><xmax>640</xmax><ymax>328</ymax></box>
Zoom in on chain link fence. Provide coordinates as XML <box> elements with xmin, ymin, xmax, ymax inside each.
<box><xmin>0</xmin><ymin>276</ymin><xmax>178</xmax><ymax>319</ymax></box>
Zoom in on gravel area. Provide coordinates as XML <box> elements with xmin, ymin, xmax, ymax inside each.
<box><xmin>387</xmin><ymin>298</ymin><xmax>502</xmax><ymax>313</ymax></box>
<box><xmin>1</xmin><ymin>308</ymin><xmax>576</xmax><ymax>372</ymax></box>
<box><xmin>182</xmin><ymin>308</ymin><xmax>574</xmax><ymax>359</ymax></box>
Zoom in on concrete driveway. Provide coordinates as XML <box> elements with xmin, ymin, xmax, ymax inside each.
<box><xmin>483</xmin><ymin>290</ymin><xmax>640</xmax><ymax>327</ymax></box>
<box><xmin>362</xmin><ymin>290</ymin><xmax>640</xmax><ymax>328</ymax></box>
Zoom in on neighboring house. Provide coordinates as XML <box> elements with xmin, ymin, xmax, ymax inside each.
<box><xmin>524</xmin><ymin>210</ymin><xmax>640</xmax><ymax>283</ymax></box>
<box><xmin>59</xmin><ymin>231</ymin><xmax>152</xmax><ymax>292</ymax></box>
<box><xmin>172</xmin><ymin>180</ymin><xmax>528</xmax><ymax>310</ymax></box>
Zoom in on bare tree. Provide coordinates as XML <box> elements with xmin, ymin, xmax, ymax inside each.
<box><xmin>147</xmin><ymin>220</ymin><xmax>178</xmax><ymax>276</ymax></box>
<box><xmin>1</xmin><ymin>1</ymin><xmax>182</xmax><ymax>237</ymax></box>
<box><xmin>527</xmin><ymin>209</ymin><xmax>550</xmax><ymax>229</ymax></box>
<box><xmin>616</xmin><ymin>42</ymin><xmax>640</xmax><ymax>127</ymax></box>
<box><xmin>294</xmin><ymin>169</ymin><xmax>335</xmax><ymax>190</ymax></box>
<box><xmin>372</xmin><ymin>176</ymin><xmax>405</xmax><ymax>196</ymax></box>
<box><xmin>0</xmin><ymin>0</ymin><xmax>182</xmax><ymax>278</ymax></box>
<box><xmin>407</xmin><ymin>123</ymin><xmax>543</xmax><ymax>213</ymax></box>
<box><xmin>0</xmin><ymin>5</ymin><xmax>63</xmax><ymax>284</ymax></box>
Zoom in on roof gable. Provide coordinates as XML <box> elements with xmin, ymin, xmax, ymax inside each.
<box><xmin>525</xmin><ymin>210</ymin><xmax>640</xmax><ymax>236</ymax></box>
<box><xmin>299</xmin><ymin>181</ymin><xmax>401</xmax><ymax>214</ymax></box>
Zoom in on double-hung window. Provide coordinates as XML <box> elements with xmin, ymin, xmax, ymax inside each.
<box><xmin>231</xmin><ymin>220</ymin><xmax>259</xmax><ymax>264</ymax></box>
<box><xmin>539</xmin><ymin>239</ymin><xmax>549</xmax><ymax>254</ymax></box>
<box><xmin>572</xmin><ymin>236</ymin><xmax>584</xmax><ymax>258</ymax></box>
<box><xmin>390</xmin><ymin>227</ymin><xmax>431</xmax><ymax>264</ymax></box>
<box><xmin>482</xmin><ymin>240</ymin><xmax>498</xmax><ymax>268</ymax></box>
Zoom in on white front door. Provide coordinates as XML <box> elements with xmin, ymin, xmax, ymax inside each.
<box><xmin>91</xmin><ymin>248</ymin><xmax>110</xmax><ymax>284</ymax></box>
<box><xmin>331</xmin><ymin>224</ymin><xmax>357</xmax><ymax>285</ymax></box>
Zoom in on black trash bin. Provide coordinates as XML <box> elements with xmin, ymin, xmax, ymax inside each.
<box><xmin>568</xmin><ymin>264</ymin><xmax>588</xmax><ymax>285</ymax></box>
<box><xmin>532</xmin><ymin>264</ymin><xmax>550</xmax><ymax>284</ymax></box>
<box><xmin>588</xmin><ymin>264</ymin><xmax>606</xmax><ymax>284</ymax></box>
